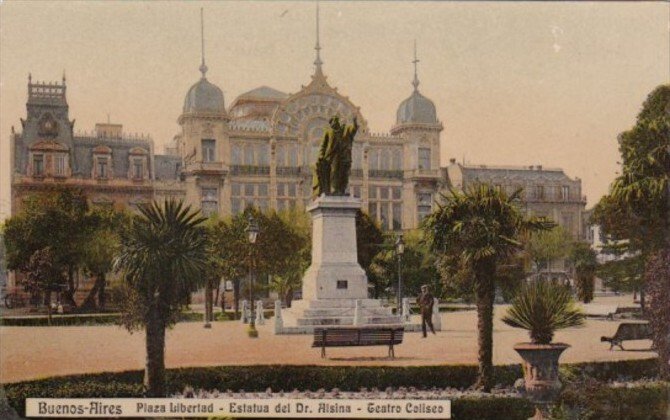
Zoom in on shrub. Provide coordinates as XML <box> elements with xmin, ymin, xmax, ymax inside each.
<box><xmin>553</xmin><ymin>379</ymin><xmax>669</xmax><ymax>419</ymax></box>
<box><xmin>645</xmin><ymin>248</ymin><xmax>670</xmax><ymax>379</ymax></box>
<box><xmin>502</xmin><ymin>281</ymin><xmax>585</xmax><ymax>344</ymax></box>
<box><xmin>2</xmin><ymin>359</ymin><xmax>660</xmax><ymax>417</ymax></box>
<box><xmin>452</xmin><ymin>396</ymin><xmax>535</xmax><ymax>420</ymax></box>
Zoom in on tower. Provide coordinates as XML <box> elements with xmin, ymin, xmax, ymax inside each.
<box><xmin>178</xmin><ymin>8</ymin><xmax>229</xmax><ymax>216</ymax></box>
<box><xmin>390</xmin><ymin>42</ymin><xmax>443</xmax><ymax>227</ymax></box>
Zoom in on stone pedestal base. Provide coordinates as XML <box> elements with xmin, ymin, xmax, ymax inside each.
<box><xmin>280</xmin><ymin>195</ymin><xmax>400</xmax><ymax>333</ymax></box>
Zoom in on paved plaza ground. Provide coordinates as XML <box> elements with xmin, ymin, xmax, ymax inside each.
<box><xmin>0</xmin><ymin>294</ymin><xmax>655</xmax><ymax>384</ymax></box>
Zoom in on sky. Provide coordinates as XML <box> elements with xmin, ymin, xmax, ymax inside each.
<box><xmin>0</xmin><ymin>1</ymin><xmax>668</xmax><ymax>219</ymax></box>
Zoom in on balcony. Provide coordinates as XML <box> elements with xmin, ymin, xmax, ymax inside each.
<box><xmin>186</xmin><ymin>161</ymin><xmax>226</xmax><ymax>173</ymax></box>
<box><xmin>368</xmin><ymin>169</ymin><xmax>404</xmax><ymax>180</ymax></box>
<box><xmin>407</xmin><ymin>168</ymin><xmax>441</xmax><ymax>180</ymax></box>
<box><xmin>276</xmin><ymin>166</ymin><xmax>302</xmax><ymax>177</ymax></box>
<box><xmin>350</xmin><ymin>168</ymin><xmax>364</xmax><ymax>178</ymax></box>
<box><xmin>230</xmin><ymin>165</ymin><xmax>270</xmax><ymax>176</ymax></box>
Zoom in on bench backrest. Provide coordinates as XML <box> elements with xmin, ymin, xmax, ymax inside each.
<box><xmin>313</xmin><ymin>328</ymin><xmax>404</xmax><ymax>346</ymax></box>
<box><xmin>614</xmin><ymin>322</ymin><xmax>652</xmax><ymax>340</ymax></box>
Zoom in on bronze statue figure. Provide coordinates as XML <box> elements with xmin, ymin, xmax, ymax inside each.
<box><xmin>313</xmin><ymin>116</ymin><xmax>358</xmax><ymax>197</ymax></box>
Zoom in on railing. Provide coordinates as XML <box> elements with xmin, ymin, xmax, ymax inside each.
<box><xmin>276</xmin><ymin>166</ymin><xmax>302</xmax><ymax>176</ymax></box>
<box><xmin>408</xmin><ymin>169</ymin><xmax>441</xmax><ymax>179</ymax></box>
<box><xmin>186</xmin><ymin>161</ymin><xmax>225</xmax><ymax>172</ymax></box>
<box><xmin>350</xmin><ymin>168</ymin><xmax>364</xmax><ymax>178</ymax></box>
<box><xmin>368</xmin><ymin>169</ymin><xmax>403</xmax><ymax>180</ymax></box>
<box><xmin>230</xmin><ymin>165</ymin><xmax>270</xmax><ymax>176</ymax></box>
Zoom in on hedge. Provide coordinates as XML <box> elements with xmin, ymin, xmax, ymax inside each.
<box><xmin>554</xmin><ymin>381</ymin><xmax>670</xmax><ymax>419</ymax></box>
<box><xmin>2</xmin><ymin>358</ymin><xmax>660</xmax><ymax>417</ymax></box>
<box><xmin>0</xmin><ymin>310</ymin><xmax>274</xmax><ymax>326</ymax></box>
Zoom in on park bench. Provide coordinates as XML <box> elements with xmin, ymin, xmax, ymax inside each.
<box><xmin>312</xmin><ymin>326</ymin><xmax>404</xmax><ymax>358</ymax></box>
<box><xmin>582</xmin><ymin>304</ymin><xmax>619</xmax><ymax>320</ymax></box>
<box><xmin>600</xmin><ymin>322</ymin><xmax>652</xmax><ymax>350</ymax></box>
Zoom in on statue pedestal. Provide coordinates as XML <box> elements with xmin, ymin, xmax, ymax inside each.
<box><xmin>281</xmin><ymin>195</ymin><xmax>400</xmax><ymax>333</ymax></box>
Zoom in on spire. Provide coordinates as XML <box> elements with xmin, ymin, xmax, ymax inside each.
<box><xmin>62</xmin><ymin>70</ymin><xmax>66</xmax><ymax>85</ymax></box>
<box><xmin>313</xmin><ymin>1</ymin><xmax>324</xmax><ymax>77</ymax></box>
<box><xmin>412</xmin><ymin>39</ymin><xmax>420</xmax><ymax>91</ymax></box>
<box><xmin>199</xmin><ymin>8</ymin><xmax>208</xmax><ymax>78</ymax></box>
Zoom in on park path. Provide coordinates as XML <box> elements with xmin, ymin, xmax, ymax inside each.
<box><xmin>0</xmin><ymin>300</ymin><xmax>655</xmax><ymax>384</ymax></box>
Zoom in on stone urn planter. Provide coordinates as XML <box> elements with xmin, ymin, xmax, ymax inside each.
<box><xmin>513</xmin><ymin>342</ymin><xmax>569</xmax><ymax>403</ymax></box>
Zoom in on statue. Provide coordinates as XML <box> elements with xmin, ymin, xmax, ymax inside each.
<box><xmin>313</xmin><ymin>116</ymin><xmax>358</xmax><ymax>196</ymax></box>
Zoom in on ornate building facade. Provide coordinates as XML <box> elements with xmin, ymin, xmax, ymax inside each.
<box><xmin>10</xmin><ymin>75</ymin><xmax>156</xmax><ymax>215</ymax></box>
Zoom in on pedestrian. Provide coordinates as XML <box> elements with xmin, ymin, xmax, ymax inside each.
<box><xmin>418</xmin><ymin>284</ymin><xmax>436</xmax><ymax>338</ymax></box>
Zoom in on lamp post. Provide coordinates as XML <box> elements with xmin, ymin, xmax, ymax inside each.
<box><xmin>395</xmin><ymin>233</ymin><xmax>405</xmax><ymax>316</ymax></box>
<box><xmin>245</xmin><ymin>214</ymin><xmax>259</xmax><ymax>338</ymax></box>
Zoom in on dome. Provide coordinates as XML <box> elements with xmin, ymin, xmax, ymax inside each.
<box><xmin>183</xmin><ymin>77</ymin><xmax>225</xmax><ymax>114</ymax></box>
<box><xmin>396</xmin><ymin>90</ymin><xmax>437</xmax><ymax>124</ymax></box>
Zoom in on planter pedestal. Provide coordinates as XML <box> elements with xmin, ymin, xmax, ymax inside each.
<box><xmin>513</xmin><ymin>343</ymin><xmax>569</xmax><ymax>419</ymax></box>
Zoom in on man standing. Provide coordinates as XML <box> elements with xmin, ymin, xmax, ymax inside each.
<box><xmin>418</xmin><ymin>284</ymin><xmax>436</xmax><ymax>338</ymax></box>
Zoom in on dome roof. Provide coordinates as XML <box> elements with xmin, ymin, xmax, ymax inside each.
<box><xmin>396</xmin><ymin>90</ymin><xmax>437</xmax><ymax>124</ymax></box>
<box><xmin>183</xmin><ymin>77</ymin><xmax>225</xmax><ymax>114</ymax></box>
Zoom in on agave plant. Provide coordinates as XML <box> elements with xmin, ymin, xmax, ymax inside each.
<box><xmin>502</xmin><ymin>280</ymin><xmax>585</xmax><ymax>344</ymax></box>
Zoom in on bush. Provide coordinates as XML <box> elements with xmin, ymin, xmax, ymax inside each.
<box><xmin>452</xmin><ymin>396</ymin><xmax>535</xmax><ymax>420</ymax></box>
<box><xmin>2</xmin><ymin>359</ymin><xmax>660</xmax><ymax>417</ymax></box>
<box><xmin>554</xmin><ymin>379</ymin><xmax>669</xmax><ymax>419</ymax></box>
<box><xmin>0</xmin><ymin>313</ymin><xmax>121</xmax><ymax>327</ymax></box>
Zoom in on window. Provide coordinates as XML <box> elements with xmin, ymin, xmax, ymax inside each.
<box><xmin>231</xmin><ymin>144</ymin><xmax>242</xmax><ymax>165</ymax></box>
<box><xmin>244</xmin><ymin>183</ymin><xmax>255</xmax><ymax>197</ymax></box>
<box><xmin>368</xmin><ymin>186</ymin><xmax>377</xmax><ymax>199</ymax></box>
<box><xmin>417</xmin><ymin>192</ymin><xmax>432</xmax><ymax>222</ymax></box>
<box><xmin>232</xmin><ymin>183</ymin><xmax>241</xmax><ymax>196</ymax></box>
<box><xmin>288</xmin><ymin>145</ymin><xmax>298</xmax><ymax>167</ymax></box>
<box><xmin>257</xmin><ymin>144</ymin><xmax>269</xmax><ymax>166</ymax></box>
<box><xmin>535</xmin><ymin>185</ymin><xmax>545</xmax><ymax>200</ymax></box>
<box><xmin>231</xmin><ymin>198</ymin><xmax>241</xmax><ymax>215</ymax></box>
<box><xmin>33</xmin><ymin>155</ymin><xmax>44</xmax><ymax>176</ymax></box>
<box><xmin>277</xmin><ymin>183</ymin><xmax>285</xmax><ymax>197</ymax></box>
<box><xmin>201</xmin><ymin>188</ymin><xmax>218</xmax><ymax>216</ymax></box>
<box><xmin>352</xmin><ymin>186</ymin><xmax>361</xmax><ymax>198</ymax></box>
<box><xmin>380</xmin><ymin>202</ymin><xmax>389</xmax><ymax>230</ymax></box>
<box><xmin>54</xmin><ymin>155</ymin><xmax>66</xmax><ymax>176</ymax></box>
<box><xmin>562</xmin><ymin>186</ymin><xmax>570</xmax><ymax>201</ymax></box>
<box><xmin>380</xmin><ymin>150</ymin><xmax>390</xmax><ymax>170</ymax></box>
<box><xmin>418</xmin><ymin>148</ymin><xmax>431</xmax><ymax>170</ymax></box>
<box><xmin>258</xmin><ymin>184</ymin><xmax>268</xmax><ymax>197</ymax></box>
<box><xmin>202</xmin><ymin>139</ymin><xmax>216</xmax><ymax>162</ymax></box>
<box><xmin>380</xmin><ymin>187</ymin><xmax>389</xmax><ymax>200</ymax></box>
<box><xmin>392</xmin><ymin>202</ymin><xmax>402</xmax><ymax>231</ymax></box>
<box><xmin>244</xmin><ymin>144</ymin><xmax>254</xmax><ymax>165</ymax></box>
<box><xmin>392</xmin><ymin>149</ymin><xmax>402</xmax><ymax>170</ymax></box>
<box><xmin>287</xmin><ymin>184</ymin><xmax>296</xmax><ymax>197</ymax></box>
<box><xmin>392</xmin><ymin>187</ymin><xmax>402</xmax><ymax>200</ymax></box>
<box><xmin>353</xmin><ymin>146</ymin><xmax>363</xmax><ymax>169</ymax></box>
<box><xmin>97</xmin><ymin>157</ymin><xmax>109</xmax><ymax>178</ymax></box>
<box><xmin>368</xmin><ymin>202</ymin><xmax>377</xmax><ymax>219</ymax></box>
<box><xmin>275</xmin><ymin>144</ymin><xmax>285</xmax><ymax>166</ymax></box>
<box><xmin>369</xmin><ymin>149</ymin><xmax>379</xmax><ymax>170</ymax></box>
<box><xmin>132</xmin><ymin>159</ymin><xmax>143</xmax><ymax>179</ymax></box>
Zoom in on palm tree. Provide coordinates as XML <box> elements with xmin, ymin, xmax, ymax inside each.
<box><xmin>116</xmin><ymin>199</ymin><xmax>209</xmax><ymax>396</ymax></box>
<box><xmin>424</xmin><ymin>185</ymin><xmax>551</xmax><ymax>391</ymax></box>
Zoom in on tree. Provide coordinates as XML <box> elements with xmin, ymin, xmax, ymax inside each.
<box><xmin>4</xmin><ymin>187</ymin><xmax>90</xmax><ymax>308</ymax></box>
<box><xmin>210</xmin><ymin>208</ymin><xmax>308</xmax><ymax>317</ymax></box>
<box><xmin>424</xmin><ymin>185</ymin><xmax>551</xmax><ymax>391</ymax></box>
<box><xmin>355</xmin><ymin>210</ymin><xmax>385</xmax><ymax>297</ymax></box>
<box><xmin>570</xmin><ymin>241</ymin><xmax>598</xmax><ymax>303</ymax></box>
<box><xmin>525</xmin><ymin>226</ymin><xmax>572</xmax><ymax>277</ymax></box>
<box><xmin>645</xmin><ymin>249</ymin><xmax>670</xmax><ymax>379</ymax></box>
<box><xmin>24</xmin><ymin>247</ymin><xmax>65</xmax><ymax>324</ymax></box>
<box><xmin>81</xmin><ymin>208</ymin><xmax>128</xmax><ymax>311</ymax></box>
<box><xmin>369</xmin><ymin>230</ymin><xmax>440</xmax><ymax>301</ymax></box>
<box><xmin>116</xmin><ymin>200</ymin><xmax>209</xmax><ymax>396</ymax></box>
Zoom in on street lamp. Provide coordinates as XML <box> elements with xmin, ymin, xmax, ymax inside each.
<box><xmin>245</xmin><ymin>214</ymin><xmax>259</xmax><ymax>338</ymax></box>
<box><xmin>395</xmin><ymin>233</ymin><xmax>405</xmax><ymax>316</ymax></box>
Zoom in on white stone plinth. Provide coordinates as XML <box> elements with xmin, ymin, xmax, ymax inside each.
<box><xmin>301</xmin><ymin>195</ymin><xmax>368</xmax><ymax>301</ymax></box>
<box><xmin>278</xmin><ymin>194</ymin><xmax>401</xmax><ymax>333</ymax></box>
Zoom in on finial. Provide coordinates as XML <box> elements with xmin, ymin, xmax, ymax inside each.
<box><xmin>62</xmin><ymin>70</ymin><xmax>66</xmax><ymax>84</ymax></box>
<box><xmin>199</xmin><ymin>8</ymin><xmax>208</xmax><ymax>78</ymax></box>
<box><xmin>107</xmin><ymin>113</ymin><xmax>110</xmax><ymax>124</ymax></box>
<box><xmin>28</xmin><ymin>73</ymin><xmax>32</xmax><ymax>85</ymax></box>
<box><xmin>412</xmin><ymin>39</ymin><xmax>420</xmax><ymax>91</ymax></box>
<box><xmin>313</xmin><ymin>1</ymin><xmax>323</xmax><ymax>77</ymax></box>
